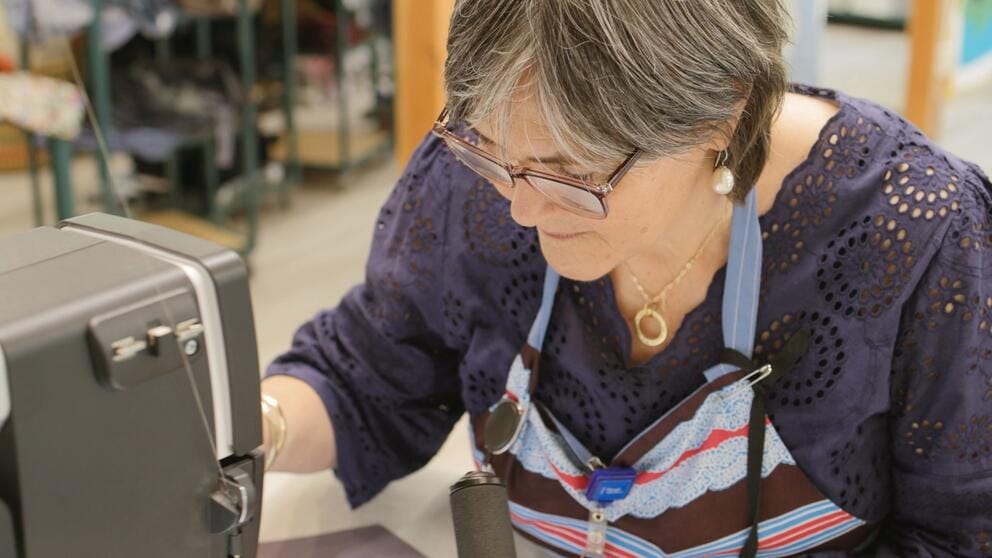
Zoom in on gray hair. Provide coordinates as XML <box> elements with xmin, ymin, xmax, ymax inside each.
<box><xmin>444</xmin><ymin>0</ymin><xmax>790</xmax><ymax>201</ymax></box>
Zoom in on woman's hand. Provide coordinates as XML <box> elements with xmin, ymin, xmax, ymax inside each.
<box><xmin>259</xmin><ymin>375</ymin><xmax>337</xmax><ymax>473</ymax></box>
<box><xmin>260</xmin><ymin>403</ymin><xmax>273</xmax><ymax>462</ymax></box>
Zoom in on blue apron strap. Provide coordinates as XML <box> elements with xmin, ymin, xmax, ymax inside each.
<box><xmin>706</xmin><ymin>188</ymin><xmax>762</xmax><ymax>382</ymax></box>
<box><xmin>501</xmin><ymin>267</ymin><xmax>558</xmax><ymax>404</ymax></box>
<box><xmin>527</xmin><ymin>267</ymin><xmax>560</xmax><ymax>351</ymax></box>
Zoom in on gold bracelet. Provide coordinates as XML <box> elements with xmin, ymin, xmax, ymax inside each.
<box><xmin>261</xmin><ymin>393</ymin><xmax>287</xmax><ymax>472</ymax></box>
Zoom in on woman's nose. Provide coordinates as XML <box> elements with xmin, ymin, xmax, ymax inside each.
<box><xmin>509</xmin><ymin>179</ymin><xmax>554</xmax><ymax>227</ymax></box>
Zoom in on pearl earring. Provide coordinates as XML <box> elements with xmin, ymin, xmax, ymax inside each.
<box><xmin>712</xmin><ymin>150</ymin><xmax>735</xmax><ymax>196</ymax></box>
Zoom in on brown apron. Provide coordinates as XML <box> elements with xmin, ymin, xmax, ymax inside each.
<box><xmin>470</xmin><ymin>190</ymin><xmax>877</xmax><ymax>557</ymax></box>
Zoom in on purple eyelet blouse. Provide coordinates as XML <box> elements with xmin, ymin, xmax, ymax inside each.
<box><xmin>266</xmin><ymin>85</ymin><xmax>992</xmax><ymax>556</ymax></box>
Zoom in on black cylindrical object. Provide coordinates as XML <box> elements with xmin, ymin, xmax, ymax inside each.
<box><xmin>449</xmin><ymin>471</ymin><xmax>518</xmax><ymax>558</ymax></box>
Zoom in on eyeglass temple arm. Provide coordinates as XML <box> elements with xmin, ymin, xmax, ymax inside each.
<box><xmin>606</xmin><ymin>150</ymin><xmax>642</xmax><ymax>184</ymax></box>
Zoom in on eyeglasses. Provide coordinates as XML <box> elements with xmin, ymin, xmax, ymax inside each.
<box><xmin>431</xmin><ymin>108</ymin><xmax>641</xmax><ymax>219</ymax></box>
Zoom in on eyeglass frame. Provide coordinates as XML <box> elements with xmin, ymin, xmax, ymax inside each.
<box><xmin>431</xmin><ymin>108</ymin><xmax>642</xmax><ymax>219</ymax></box>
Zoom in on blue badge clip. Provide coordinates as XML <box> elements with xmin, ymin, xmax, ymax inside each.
<box><xmin>585</xmin><ymin>467</ymin><xmax>637</xmax><ymax>503</ymax></box>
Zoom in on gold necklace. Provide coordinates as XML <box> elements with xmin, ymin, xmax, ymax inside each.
<box><xmin>626</xmin><ymin>204</ymin><xmax>731</xmax><ymax>347</ymax></box>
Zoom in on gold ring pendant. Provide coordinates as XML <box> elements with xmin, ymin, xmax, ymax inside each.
<box><xmin>634</xmin><ymin>307</ymin><xmax>668</xmax><ymax>347</ymax></box>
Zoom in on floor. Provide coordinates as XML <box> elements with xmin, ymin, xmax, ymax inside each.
<box><xmin>0</xmin><ymin>23</ymin><xmax>989</xmax><ymax>557</ymax></box>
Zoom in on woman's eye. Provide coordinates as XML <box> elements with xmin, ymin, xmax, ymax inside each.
<box><xmin>556</xmin><ymin>168</ymin><xmax>595</xmax><ymax>183</ymax></box>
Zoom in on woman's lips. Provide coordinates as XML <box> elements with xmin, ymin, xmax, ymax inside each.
<box><xmin>541</xmin><ymin>229</ymin><xmax>587</xmax><ymax>241</ymax></box>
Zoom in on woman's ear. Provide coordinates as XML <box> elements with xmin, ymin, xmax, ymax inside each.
<box><xmin>701</xmin><ymin>100</ymin><xmax>748</xmax><ymax>163</ymax></box>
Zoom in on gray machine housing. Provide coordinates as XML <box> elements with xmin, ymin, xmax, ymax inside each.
<box><xmin>0</xmin><ymin>213</ymin><xmax>264</xmax><ymax>558</ymax></box>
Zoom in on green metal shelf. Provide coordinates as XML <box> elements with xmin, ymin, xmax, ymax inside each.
<box><xmin>273</xmin><ymin>0</ymin><xmax>392</xmax><ymax>175</ymax></box>
<box><xmin>827</xmin><ymin>12</ymin><xmax>906</xmax><ymax>31</ymax></box>
<box><xmin>31</xmin><ymin>0</ymin><xmax>297</xmax><ymax>258</ymax></box>
<box><xmin>26</xmin><ymin>0</ymin><xmax>304</xmax><ymax>258</ymax></box>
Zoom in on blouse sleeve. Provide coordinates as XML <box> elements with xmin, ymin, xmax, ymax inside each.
<box><xmin>873</xmin><ymin>170</ymin><xmax>992</xmax><ymax>556</ymax></box>
<box><xmin>264</xmin><ymin>133</ymin><xmax>466</xmax><ymax>507</ymax></box>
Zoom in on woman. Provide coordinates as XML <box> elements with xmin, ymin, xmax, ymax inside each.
<box><xmin>260</xmin><ymin>1</ymin><xmax>992</xmax><ymax>556</ymax></box>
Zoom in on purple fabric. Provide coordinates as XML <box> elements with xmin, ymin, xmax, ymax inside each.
<box><xmin>266</xmin><ymin>85</ymin><xmax>992</xmax><ymax>556</ymax></box>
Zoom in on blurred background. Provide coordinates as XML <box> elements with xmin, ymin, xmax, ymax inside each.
<box><xmin>0</xmin><ymin>0</ymin><xmax>989</xmax><ymax>556</ymax></box>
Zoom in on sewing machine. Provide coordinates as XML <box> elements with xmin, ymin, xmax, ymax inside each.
<box><xmin>0</xmin><ymin>213</ymin><xmax>263</xmax><ymax>558</ymax></box>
